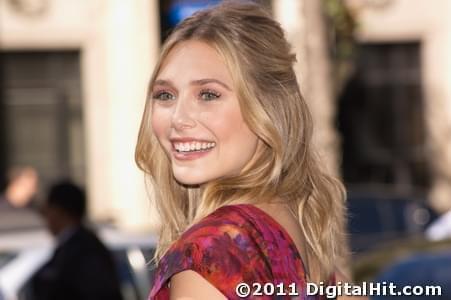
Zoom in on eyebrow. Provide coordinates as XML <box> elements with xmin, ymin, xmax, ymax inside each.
<box><xmin>153</xmin><ymin>78</ymin><xmax>232</xmax><ymax>91</ymax></box>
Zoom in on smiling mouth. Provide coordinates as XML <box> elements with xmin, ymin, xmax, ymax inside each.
<box><xmin>173</xmin><ymin>141</ymin><xmax>216</xmax><ymax>153</ymax></box>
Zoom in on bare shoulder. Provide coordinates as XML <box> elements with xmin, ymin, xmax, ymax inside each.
<box><xmin>170</xmin><ymin>270</ymin><xmax>227</xmax><ymax>300</ymax></box>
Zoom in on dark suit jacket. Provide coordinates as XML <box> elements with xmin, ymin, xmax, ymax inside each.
<box><xmin>31</xmin><ymin>225</ymin><xmax>123</xmax><ymax>300</ymax></box>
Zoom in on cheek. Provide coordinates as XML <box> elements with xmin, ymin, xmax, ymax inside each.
<box><xmin>151</xmin><ymin>107</ymin><xmax>175</xmax><ymax>157</ymax></box>
<box><xmin>207</xmin><ymin>108</ymin><xmax>257</xmax><ymax>151</ymax></box>
<box><xmin>151</xmin><ymin>107</ymin><xmax>170</xmax><ymax>140</ymax></box>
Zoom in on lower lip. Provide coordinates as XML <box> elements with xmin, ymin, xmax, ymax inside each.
<box><xmin>172</xmin><ymin>148</ymin><xmax>214</xmax><ymax>161</ymax></box>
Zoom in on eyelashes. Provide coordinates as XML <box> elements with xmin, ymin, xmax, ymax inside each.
<box><xmin>151</xmin><ymin>89</ymin><xmax>221</xmax><ymax>102</ymax></box>
<box><xmin>152</xmin><ymin>90</ymin><xmax>175</xmax><ymax>101</ymax></box>
<box><xmin>199</xmin><ymin>89</ymin><xmax>221</xmax><ymax>101</ymax></box>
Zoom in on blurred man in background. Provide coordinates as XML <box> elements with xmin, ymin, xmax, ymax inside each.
<box><xmin>30</xmin><ymin>181</ymin><xmax>123</xmax><ymax>300</ymax></box>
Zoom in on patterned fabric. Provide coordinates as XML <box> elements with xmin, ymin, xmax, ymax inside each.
<box><xmin>149</xmin><ymin>204</ymin><xmax>332</xmax><ymax>299</ymax></box>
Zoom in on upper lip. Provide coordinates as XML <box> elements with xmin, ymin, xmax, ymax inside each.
<box><xmin>169</xmin><ymin>137</ymin><xmax>215</xmax><ymax>143</ymax></box>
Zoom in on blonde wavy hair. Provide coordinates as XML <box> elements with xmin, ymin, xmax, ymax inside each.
<box><xmin>136</xmin><ymin>1</ymin><xmax>347</xmax><ymax>281</ymax></box>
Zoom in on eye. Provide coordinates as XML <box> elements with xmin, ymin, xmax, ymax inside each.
<box><xmin>152</xmin><ymin>90</ymin><xmax>175</xmax><ymax>101</ymax></box>
<box><xmin>199</xmin><ymin>89</ymin><xmax>221</xmax><ymax>101</ymax></box>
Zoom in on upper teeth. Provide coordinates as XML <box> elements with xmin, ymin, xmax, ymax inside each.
<box><xmin>174</xmin><ymin>142</ymin><xmax>216</xmax><ymax>152</ymax></box>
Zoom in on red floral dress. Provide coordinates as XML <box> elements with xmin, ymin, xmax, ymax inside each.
<box><xmin>149</xmin><ymin>204</ymin><xmax>334</xmax><ymax>299</ymax></box>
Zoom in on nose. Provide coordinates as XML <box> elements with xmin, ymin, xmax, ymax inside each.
<box><xmin>171</xmin><ymin>95</ymin><xmax>196</xmax><ymax>130</ymax></box>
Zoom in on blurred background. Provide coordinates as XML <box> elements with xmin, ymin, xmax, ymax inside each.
<box><xmin>1</xmin><ymin>0</ymin><xmax>451</xmax><ymax>298</ymax></box>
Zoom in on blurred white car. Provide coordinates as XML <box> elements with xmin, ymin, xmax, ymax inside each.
<box><xmin>0</xmin><ymin>225</ymin><xmax>157</xmax><ymax>300</ymax></box>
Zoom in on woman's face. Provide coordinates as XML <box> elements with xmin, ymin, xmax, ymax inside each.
<box><xmin>150</xmin><ymin>40</ymin><xmax>259</xmax><ymax>185</ymax></box>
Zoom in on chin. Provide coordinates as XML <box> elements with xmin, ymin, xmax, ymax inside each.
<box><xmin>173</xmin><ymin>172</ymin><xmax>210</xmax><ymax>186</ymax></box>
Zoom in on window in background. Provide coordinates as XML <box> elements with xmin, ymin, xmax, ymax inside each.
<box><xmin>338</xmin><ymin>42</ymin><xmax>429</xmax><ymax>193</ymax></box>
<box><xmin>0</xmin><ymin>51</ymin><xmax>85</xmax><ymax>191</ymax></box>
<box><xmin>158</xmin><ymin>0</ymin><xmax>272</xmax><ymax>42</ymax></box>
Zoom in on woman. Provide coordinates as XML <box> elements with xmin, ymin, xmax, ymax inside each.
<box><xmin>136</xmin><ymin>2</ymin><xmax>347</xmax><ymax>299</ymax></box>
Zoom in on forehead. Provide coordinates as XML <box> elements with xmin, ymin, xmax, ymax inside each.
<box><xmin>156</xmin><ymin>40</ymin><xmax>232</xmax><ymax>84</ymax></box>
